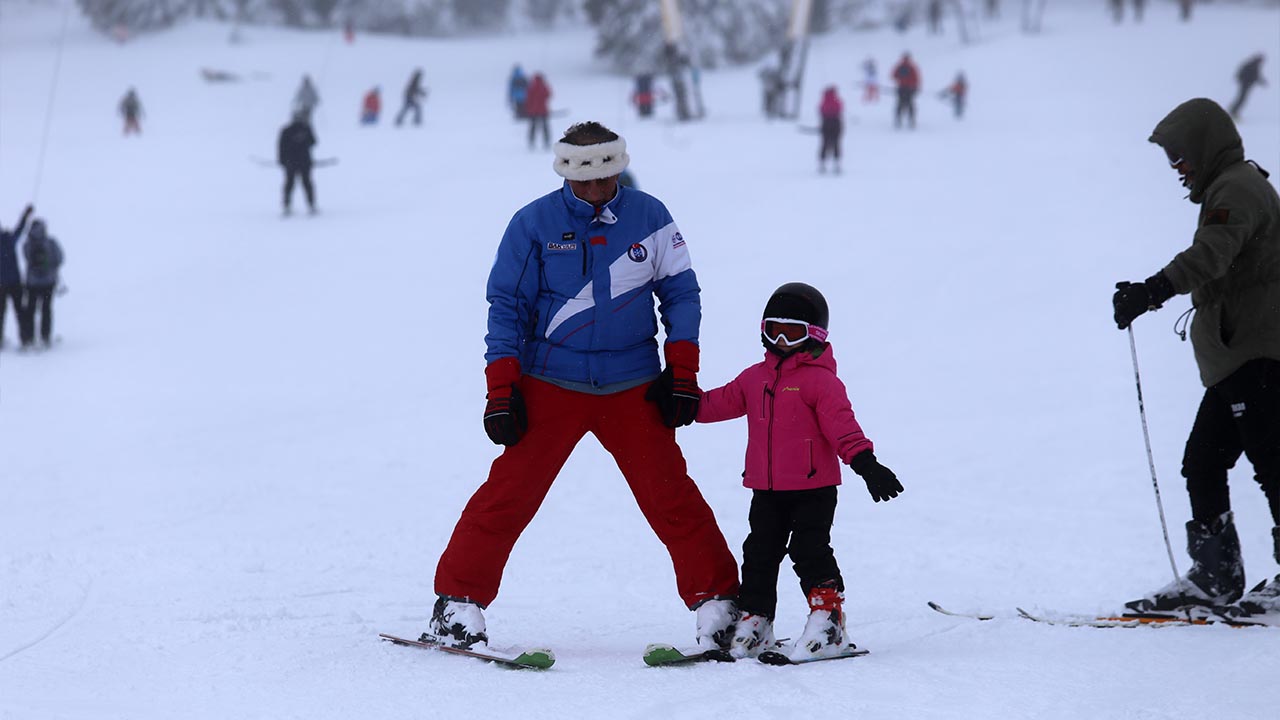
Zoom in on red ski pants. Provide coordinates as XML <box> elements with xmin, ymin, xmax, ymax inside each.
<box><xmin>434</xmin><ymin>377</ymin><xmax>740</xmax><ymax>608</ymax></box>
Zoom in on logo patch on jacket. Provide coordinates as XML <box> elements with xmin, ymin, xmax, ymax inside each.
<box><xmin>1205</xmin><ymin>208</ymin><xmax>1230</xmax><ymax>226</ymax></box>
<box><xmin>547</xmin><ymin>241</ymin><xmax>577</xmax><ymax>251</ymax></box>
<box><xmin>628</xmin><ymin>243</ymin><xmax>648</xmax><ymax>262</ymax></box>
<box><xmin>671</xmin><ymin>232</ymin><xmax>685</xmax><ymax>249</ymax></box>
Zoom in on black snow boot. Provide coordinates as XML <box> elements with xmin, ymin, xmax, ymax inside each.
<box><xmin>1229</xmin><ymin>526</ymin><xmax>1280</xmax><ymax>617</ymax></box>
<box><xmin>1125</xmin><ymin>511</ymin><xmax>1245</xmax><ymax>612</ymax></box>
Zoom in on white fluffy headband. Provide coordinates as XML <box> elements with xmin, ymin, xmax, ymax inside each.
<box><xmin>552</xmin><ymin>137</ymin><xmax>630</xmax><ymax>181</ymax></box>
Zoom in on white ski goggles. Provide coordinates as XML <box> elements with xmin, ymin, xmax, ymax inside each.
<box><xmin>761</xmin><ymin>317</ymin><xmax>829</xmax><ymax>346</ymax></box>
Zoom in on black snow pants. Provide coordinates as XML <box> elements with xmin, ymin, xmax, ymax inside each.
<box><xmin>819</xmin><ymin>117</ymin><xmax>843</xmax><ymax>162</ymax></box>
<box><xmin>737</xmin><ymin>486</ymin><xmax>843</xmax><ymax>620</ymax></box>
<box><xmin>895</xmin><ymin>87</ymin><xmax>917</xmax><ymax>128</ymax></box>
<box><xmin>528</xmin><ymin>115</ymin><xmax>550</xmax><ymax>149</ymax></box>
<box><xmin>1182</xmin><ymin>358</ymin><xmax>1280</xmax><ymax>526</ymax></box>
<box><xmin>25</xmin><ymin>284</ymin><xmax>54</xmax><ymax>343</ymax></box>
<box><xmin>283</xmin><ymin>165</ymin><xmax>315</xmax><ymax>211</ymax></box>
<box><xmin>1</xmin><ymin>285</ymin><xmax>30</xmax><ymax>344</ymax></box>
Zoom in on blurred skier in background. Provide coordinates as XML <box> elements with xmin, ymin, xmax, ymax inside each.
<box><xmin>22</xmin><ymin>218</ymin><xmax>63</xmax><ymax>348</ymax></box>
<box><xmin>361</xmin><ymin>87</ymin><xmax>381</xmax><ymax>126</ymax></box>
<box><xmin>817</xmin><ymin>86</ymin><xmax>844</xmax><ymax>175</ymax></box>
<box><xmin>508</xmin><ymin>64</ymin><xmax>528</xmax><ymax>120</ymax></box>
<box><xmin>927</xmin><ymin>0</ymin><xmax>943</xmax><ymax>34</ymax></box>
<box><xmin>0</xmin><ymin>204</ymin><xmax>34</xmax><ymax>349</ymax></box>
<box><xmin>760</xmin><ymin>65</ymin><xmax>785</xmax><ymax>118</ymax></box>
<box><xmin>1229</xmin><ymin>53</ymin><xmax>1267</xmax><ymax>120</ymax></box>
<box><xmin>427</xmin><ymin>120</ymin><xmax>740</xmax><ymax>653</ymax></box>
<box><xmin>119</xmin><ymin>87</ymin><xmax>143</xmax><ymax>135</ymax></box>
<box><xmin>940</xmin><ymin>71</ymin><xmax>968</xmax><ymax>119</ymax></box>
<box><xmin>696</xmin><ymin>282</ymin><xmax>903</xmax><ymax>661</ymax></box>
<box><xmin>891</xmin><ymin>52</ymin><xmax>921</xmax><ymax>130</ymax></box>
<box><xmin>860</xmin><ymin>57</ymin><xmax>879</xmax><ymax>103</ymax></box>
<box><xmin>1114</xmin><ymin>98</ymin><xmax>1280</xmax><ymax>618</ymax></box>
<box><xmin>633</xmin><ymin>73</ymin><xmax>657</xmax><ymax>118</ymax></box>
<box><xmin>395</xmin><ymin>69</ymin><xmax>428</xmax><ymax>127</ymax></box>
<box><xmin>292</xmin><ymin>74</ymin><xmax>320</xmax><ymax>120</ymax></box>
<box><xmin>277</xmin><ymin>111</ymin><xmax>317</xmax><ymax>216</ymax></box>
<box><xmin>524</xmin><ymin>72</ymin><xmax>552</xmax><ymax>150</ymax></box>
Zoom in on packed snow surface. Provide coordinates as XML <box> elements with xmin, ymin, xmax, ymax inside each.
<box><xmin>2</xmin><ymin>2</ymin><xmax>1279</xmax><ymax>718</ymax></box>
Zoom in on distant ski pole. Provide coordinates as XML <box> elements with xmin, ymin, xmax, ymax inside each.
<box><xmin>1127</xmin><ymin>326</ymin><xmax>1182</xmax><ymax>586</ymax></box>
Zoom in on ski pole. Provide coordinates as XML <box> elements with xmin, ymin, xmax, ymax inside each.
<box><xmin>1126</xmin><ymin>325</ymin><xmax>1182</xmax><ymax>587</ymax></box>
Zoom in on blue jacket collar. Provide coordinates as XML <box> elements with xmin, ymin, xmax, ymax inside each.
<box><xmin>560</xmin><ymin>181</ymin><xmax>620</xmax><ymax>224</ymax></box>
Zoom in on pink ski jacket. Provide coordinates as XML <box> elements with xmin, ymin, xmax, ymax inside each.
<box><xmin>697</xmin><ymin>343</ymin><xmax>873</xmax><ymax>491</ymax></box>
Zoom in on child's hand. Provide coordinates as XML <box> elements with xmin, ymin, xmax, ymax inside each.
<box><xmin>848</xmin><ymin>451</ymin><xmax>903</xmax><ymax>503</ymax></box>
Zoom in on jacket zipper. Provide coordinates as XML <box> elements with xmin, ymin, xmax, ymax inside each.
<box><xmin>765</xmin><ymin>363</ymin><xmax>782</xmax><ymax>490</ymax></box>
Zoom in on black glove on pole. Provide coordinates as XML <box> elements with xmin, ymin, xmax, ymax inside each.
<box><xmin>1113</xmin><ymin>272</ymin><xmax>1175</xmax><ymax>330</ymax></box>
<box><xmin>848</xmin><ymin>450</ymin><xmax>903</xmax><ymax>502</ymax></box>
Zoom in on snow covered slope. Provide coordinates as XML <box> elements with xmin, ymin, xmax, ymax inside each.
<box><xmin>2</xmin><ymin>2</ymin><xmax>1278</xmax><ymax>718</ymax></box>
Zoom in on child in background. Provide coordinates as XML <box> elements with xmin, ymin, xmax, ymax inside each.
<box><xmin>696</xmin><ymin>282</ymin><xmax>904</xmax><ymax>661</ymax></box>
<box><xmin>361</xmin><ymin>87</ymin><xmax>381</xmax><ymax>125</ymax></box>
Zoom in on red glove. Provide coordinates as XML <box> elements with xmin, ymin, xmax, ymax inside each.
<box><xmin>645</xmin><ymin>341</ymin><xmax>701</xmax><ymax>428</ymax></box>
<box><xmin>483</xmin><ymin>357</ymin><xmax>526</xmax><ymax>446</ymax></box>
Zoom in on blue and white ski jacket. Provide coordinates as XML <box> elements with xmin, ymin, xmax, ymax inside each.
<box><xmin>485</xmin><ymin>182</ymin><xmax>700</xmax><ymax>389</ymax></box>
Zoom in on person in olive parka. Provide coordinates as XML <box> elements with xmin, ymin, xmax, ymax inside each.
<box><xmin>1114</xmin><ymin>98</ymin><xmax>1280</xmax><ymax>617</ymax></box>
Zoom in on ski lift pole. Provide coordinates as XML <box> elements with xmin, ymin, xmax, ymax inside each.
<box><xmin>783</xmin><ymin>0</ymin><xmax>814</xmax><ymax>119</ymax></box>
<box><xmin>1126</xmin><ymin>325</ymin><xmax>1182</xmax><ymax>587</ymax></box>
<box><xmin>31</xmin><ymin>1</ymin><xmax>73</xmax><ymax>202</ymax></box>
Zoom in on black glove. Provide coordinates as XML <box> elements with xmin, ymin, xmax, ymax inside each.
<box><xmin>645</xmin><ymin>366</ymin><xmax>700</xmax><ymax>428</ymax></box>
<box><xmin>848</xmin><ymin>451</ymin><xmax>903</xmax><ymax>503</ymax></box>
<box><xmin>483</xmin><ymin>385</ymin><xmax>527</xmax><ymax>446</ymax></box>
<box><xmin>1113</xmin><ymin>272</ymin><xmax>1175</xmax><ymax>330</ymax></box>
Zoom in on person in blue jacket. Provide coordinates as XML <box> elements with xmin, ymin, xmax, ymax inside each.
<box><xmin>427</xmin><ymin>121</ymin><xmax>740</xmax><ymax>652</ymax></box>
<box><xmin>0</xmin><ymin>204</ymin><xmax>34</xmax><ymax>348</ymax></box>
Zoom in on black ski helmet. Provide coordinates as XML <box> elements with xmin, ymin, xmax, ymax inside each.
<box><xmin>763</xmin><ymin>282</ymin><xmax>829</xmax><ymax>330</ymax></box>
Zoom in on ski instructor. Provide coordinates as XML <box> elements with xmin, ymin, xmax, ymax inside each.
<box><xmin>1114</xmin><ymin>98</ymin><xmax>1280</xmax><ymax>617</ymax></box>
<box><xmin>427</xmin><ymin>121</ymin><xmax>740</xmax><ymax>651</ymax></box>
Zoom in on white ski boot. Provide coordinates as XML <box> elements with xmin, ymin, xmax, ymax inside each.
<box><xmin>424</xmin><ymin>596</ymin><xmax>488</xmax><ymax>649</ymax></box>
<box><xmin>791</xmin><ymin>582</ymin><xmax>847</xmax><ymax>660</ymax></box>
<box><xmin>694</xmin><ymin>598</ymin><xmax>738</xmax><ymax>651</ymax></box>
<box><xmin>729</xmin><ymin>612</ymin><xmax>775</xmax><ymax>659</ymax></box>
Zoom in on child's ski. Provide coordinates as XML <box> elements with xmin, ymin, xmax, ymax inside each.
<box><xmin>757</xmin><ymin>646</ymin><xmax>869</xmax><ymax>666</ymax></box>
<box><xmin>927</xmin><ymin>601</ymin><xmax>1273</xmax><ymax>628</ymax></box>
<box><xmin>642</xmin><ymin>643</ymin><xmax>733</xmax><ymax>667</ymax></box>
<box><xmin>379</xmin><ymin>633</ymin><xmax>555</xmax><ymax>669</ymax></box>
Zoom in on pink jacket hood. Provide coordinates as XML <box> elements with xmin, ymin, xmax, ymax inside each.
<box><xmin>697</xmin><ymin>343</ymin><xmax>873</xmax><ymax>491</ymax></box>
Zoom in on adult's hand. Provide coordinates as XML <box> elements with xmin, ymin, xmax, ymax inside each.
<box><xmin>483</xmin><ymin>357</ymin><xmax>526</xmax><ymax>446</ymax></box>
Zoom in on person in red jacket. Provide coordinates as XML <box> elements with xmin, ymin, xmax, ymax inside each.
<box><xmin>524</xmin><ymin>72</ymin><xmax>552</xmax><ymax>149</ymax></box>
<box><xmin>360</xmin><ymin>86</ymin><xmax>380</xmax><ymax>125</ymax></box>
<box><xmin>891</xmin><ymin>52</ymin><xmax>921</xmax><ymax>130</ymax></box>
<box><xmin>817</xmin><ymin>86</ymin><xmax>844</xmax><ymax>175</ymax></box>
<box><xmin>696</xmin><ymin>283</ymin><xmax>903</xmax><ymax>662</ymax></box>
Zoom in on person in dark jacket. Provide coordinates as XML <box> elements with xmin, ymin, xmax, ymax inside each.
<box><xmin>524</xmin><ymin>72</ymin><xmax>552</xmax><ymax>150</ymax></box>
<box><xmin>891</xmin><ymin>52</ymin><xmax>921</xmax><ymax>130</ymax></box>
<box><xmin>395</xmin><ymin>69</ymin><xmax>428</xmax><ymax>127</ymax></box>
<box><xmin>1229</xmin><ymin>54</ymin><xmax>1267</xmax><ymax>120</ymax></box>
<box><xmin>22</xmin><ymin>218</ymin><xmax>63</xmax><ymax>347</ymax></box>
<box><xmin>120</xmin><ymin>87</ymin><xmax>143</xmax><ymax>135</ymax></box>
<box><xmin>1114</xmin><ymin>98</ymin><xmax>1280</xmax><ymax>617</ymax></box>
<box><xmin>0</xmin><ymin>204</ymin><xmax>34</xmax><ymax>348</ymax></box>
<box><xmin>277</xmin><ymin>112</ymin><xmax>317</xmax><ymax>215</ymax></box>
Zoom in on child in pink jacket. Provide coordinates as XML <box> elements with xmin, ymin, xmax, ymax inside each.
<box><xmin>697</xmin><ymin>282</ymin><xmax>903</xmax><ymax>661</ymax></box>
